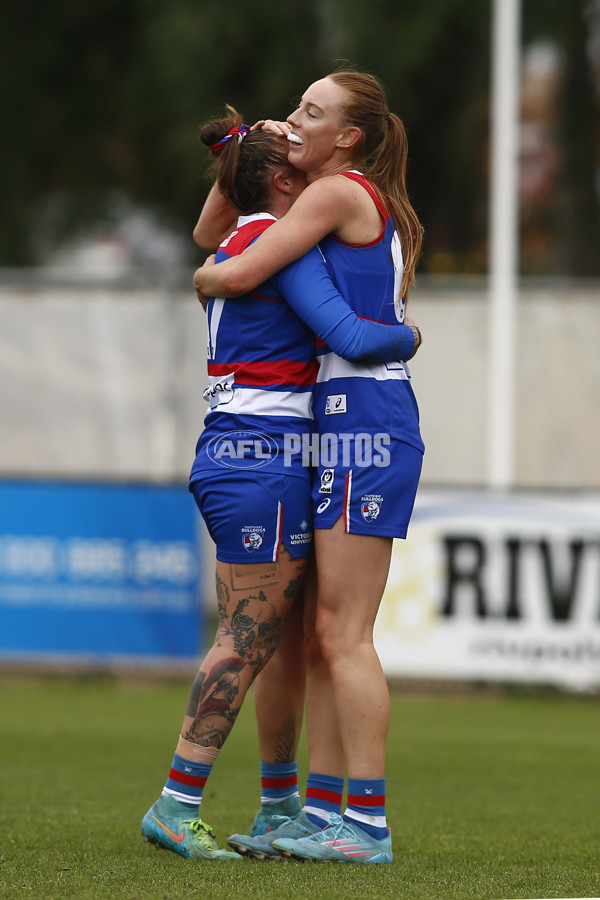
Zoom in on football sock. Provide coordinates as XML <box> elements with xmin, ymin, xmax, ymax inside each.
<box><xmin>161</xmin><ymin>751</ymin><xmax>212</xmax><ymax>811</ymax></box>
<box><xmin>259</xmin><ymin>760</ymin><xmax>300</xmax><ymax>804</ymax></box>
<box><xmin>344</xmin><ymin>776</ymin><xmax>388</xmax><ymax>840</ymax></box>
<box><xmin>303</xmin><ymin>772</ymin><xmax>344</xmax><ymax>827</ymax></box>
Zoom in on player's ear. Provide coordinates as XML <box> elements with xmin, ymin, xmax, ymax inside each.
<box><xmin>337</xmin><ymin>125</ymin><xmax>362</xmax><ymax>150</ymax></box>
<box><xmin>273</xmin><ymin>171</ymin><xmax>294</xmax><ymax>194</ymax></box>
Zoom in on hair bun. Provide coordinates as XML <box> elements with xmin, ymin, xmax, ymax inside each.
<box><xmin>200</xmin><ymin>121</ymin><xmax>232</xmax><ymax>149</ymax></box>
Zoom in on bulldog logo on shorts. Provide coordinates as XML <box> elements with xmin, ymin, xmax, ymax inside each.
<box><xmin>361</xmin><ymin>493</ymin><xmax>383</xmax><ymax>522</ymax></box>
<box><xmin>241</xmin><ymin>525</ymin><xmax>266</xmax><ymax>552</ymax></box>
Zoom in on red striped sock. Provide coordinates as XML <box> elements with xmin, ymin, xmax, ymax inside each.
<box><xmin>303</xmin><ymin>772</ymin><xmax>344</xmax><ymax>827</ymax></box>
<box><xmin>344</xmin><ymin>776</ymin><xmax>388</xmax><ymax>840</ymax></box>
<box><xmin>260</xmin><ymin>761</ymin><xmax>299</xmax><ymax>802</ymax></box>
<box><xmin>162</xmin><ymin>752</ymin><xmax>211</xmax><ymax>810</ymax></box>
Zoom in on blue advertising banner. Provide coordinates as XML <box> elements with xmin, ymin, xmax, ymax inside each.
<box><xmin>0</xmin><ymin>479</ymin><xmax>203</xmax><ymax>664</ymax></box>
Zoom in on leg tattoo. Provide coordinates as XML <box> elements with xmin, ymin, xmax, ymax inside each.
<box><xmin>274</xmin><ymin>714</ymin><xmax>299</xmax><ymax>764</ymax></box>
<box><xmin>183</xmin><ymin>656</ymin><xmax>244</xmax><ymax>747</ymax></box>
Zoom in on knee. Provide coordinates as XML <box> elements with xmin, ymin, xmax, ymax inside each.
<box><xmin>310</xmin><ymin>609</ymin><xmax>347</xmax><ymax>667</ymax></box>
<box><xmin>303</xmin><ymin>606</ymin><xmax>336</xmax><ymax>667</ymax></box>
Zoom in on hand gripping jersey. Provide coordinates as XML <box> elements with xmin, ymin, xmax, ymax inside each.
<box><xmin>315</xmin><ymin>171</ymin><xmax>424</xmax><ymax>455</ymax></box>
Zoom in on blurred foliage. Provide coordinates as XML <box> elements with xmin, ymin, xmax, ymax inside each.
<box><xmin>1</xmin><ymin>0</ymin><xmax>599</xmax><ymax>275</ymax></box>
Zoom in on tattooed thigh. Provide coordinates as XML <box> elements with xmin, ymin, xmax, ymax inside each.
<box><xmin>214</xmin><ymin>549</ymin><xmax>307</xmax><ymax>668</ymax></box>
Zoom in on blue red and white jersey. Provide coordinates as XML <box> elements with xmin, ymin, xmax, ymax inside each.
<box><xmin>190</xmin><ymin>213</ymin><xmax>318</xmax><ymax>481</ymax></box>
<box><xmin>315</xmin><ymin>171</ymin><xmax>424</xmax><ymax>454</ymax></box>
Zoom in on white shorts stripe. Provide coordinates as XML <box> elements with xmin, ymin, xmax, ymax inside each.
<box><xmin>344</xmin><ymin>470</ymin><xmax>352</xmax><ymax>532</ymax></box>
<box><xmin>272</xmin><ymin>501</ymin><xmax>282</xmax><ymax>562</ymax></box>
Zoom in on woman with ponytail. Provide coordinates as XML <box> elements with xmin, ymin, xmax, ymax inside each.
<box><xmin>194</xmin><ymin>70</ymin><xmax>424</xmax><ymax>865</ymax></box>
<box><xmin>140</xmin><ymin>104</ymin><xmax>419</xmax><ymax>862</ymax></box>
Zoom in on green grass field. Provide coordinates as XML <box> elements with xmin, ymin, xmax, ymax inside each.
<box><xmin>1</xmin><ymin>675</ymin><xmax>599</xmax><ymax>900</ymax></box>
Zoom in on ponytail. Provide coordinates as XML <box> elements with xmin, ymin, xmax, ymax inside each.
<box><xmin>329</xmin><ymin>70</ymin><xmax>423</xmax><ymax>300</ymax></box>
<box><xmin>368</xmin><ymin>113</ymin><xmax>423</xmax><ymax>301</ymax></box>
<box><xmin>200</xmin><ymin>106</ymin><xmax>295</xmax><ymax>215</ymax></box>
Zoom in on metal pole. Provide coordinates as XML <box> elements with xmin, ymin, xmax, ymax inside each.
<box><xmin>487</xmin><ymin>0</ymin><xmax>521</xmax><ymax>489</ymax></box>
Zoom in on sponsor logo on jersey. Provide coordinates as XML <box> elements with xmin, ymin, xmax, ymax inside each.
<box><xmin>325</xmin><ymin>393</ymin><xmax>347</xmax><ymax>415</ymax></box>
<box><xmin>242</xmin><ymin>525</ymin><xmax>266</xmax><ymax>552</ymax></box>
<box><xmin>318</xmin><ymin>468</ymin><xmax>335</xmax><ymax>494</ymax></box>
<box><xmin>203</xmin><ymin>372</ymin><xmax>235</xmax><ymax>408</ymax></box>
<box><xmin>361</xmin><ymin>493</ymin><xmax>383</xmax><ymax>522</ymax></box>
<box><xmin>207</xmin><ymin>431</ymin><xmax>279</xmax><ymax>469</ymax></box>
<box><xmin>316</xmin><ymin>498</ymin><xmax>331</xmax><ymax>514</ymax></box>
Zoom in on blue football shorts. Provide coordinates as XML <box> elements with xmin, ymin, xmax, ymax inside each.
<box><xmin>191</xmin><ymin>470</ymin><xmax>313</xmax><ymax>563</ymax></box>
<box><xmin>311</xmin><ymin>438</ymin><xmax>423</xmax><ymax>538</ymax></box>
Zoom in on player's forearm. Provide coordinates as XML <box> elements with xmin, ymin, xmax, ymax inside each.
<box><xmin>278</xmin><ymin>250</ymin><xmax>418</xmax><ymax>363</ymax></box>
<box><xmin>194</xmin><ymin>253</ymin><xmax>255</xmax><ymax>298</ymax></box>
<box><xmin>194</xmin><ymin>180</ymin><xmax>348</xmax><ymax>297</ymax></box>
<box><xmin>193</xmin><ymin>183</ymin><xmax>239</xmax><ymax>251</ymax></box>
<box><xmin>353</xmin><ymin>319</ymin><xmax>419</xmax><ymax>364</ymax></box>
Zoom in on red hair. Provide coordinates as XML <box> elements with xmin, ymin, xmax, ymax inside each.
<box><xmin>329</xmin><ymin>70</ymin><xmax>423</xmax><ymax>299</ymax></box>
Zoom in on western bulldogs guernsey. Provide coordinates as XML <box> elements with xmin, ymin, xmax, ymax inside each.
<box><xmin>190</xmin><ymin>213</ymin><xmax>317</xmax><ymax>483</ymax></box>
<box><xmin>316</xmin><ymin>172</ymin><xmax>424</xmax><ymax>454</ymax></box>
<box><xmin>311</xmin><ymin>172</ymin><xmax>424</xmax><ymax>538</ymax></box>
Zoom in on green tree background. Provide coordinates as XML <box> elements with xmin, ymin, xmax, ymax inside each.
<box><xmin>1</xmin><ymin>0</ymin><xmax>599</xmax><ymax>275</ymax></box>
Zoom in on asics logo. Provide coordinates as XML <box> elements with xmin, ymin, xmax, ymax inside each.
<box><xmin>152</xmin><ymin>816</ymin><xmax>185</xmax><ymax>843</ymax></box>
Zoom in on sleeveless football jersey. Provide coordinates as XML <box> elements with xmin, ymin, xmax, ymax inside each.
<box><xmin>190</xmin><ymin>213</ymin><xmax>317</xmax><ymax>482</ymax></box>
<box><xmin>315</xmin><ymin>172</ymin><xmax>424</xmax><ymax>454</ymax></box>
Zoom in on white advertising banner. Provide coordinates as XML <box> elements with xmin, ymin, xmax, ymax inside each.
<box><xmin>375</xmin><ymin>490</ymin><xmax>600</xmax><ymax>691</ymax></box>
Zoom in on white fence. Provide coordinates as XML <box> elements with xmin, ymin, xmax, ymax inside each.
<box><xmin>2</xmin><ymin>271</ymin><xmax>599</xmax><ymax>685</ymax></box>
<box><xmin>1</xmin><ymin>273</ymin><xmax>598</xmax><ymax>489</ymax></box>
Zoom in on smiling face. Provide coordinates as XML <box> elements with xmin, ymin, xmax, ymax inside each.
<box><xmin>285</xmin><ymin>77</ymin><xmax>361</xmax><ymax>178</ymax></box>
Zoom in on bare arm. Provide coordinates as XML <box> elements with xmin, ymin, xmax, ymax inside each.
<box><xmin>193</xmin><ymin>176</ymin><xmax>359</xmax><ymax>297</ymax></box>
<box><xmin>193</xmin><ymin>183</ymin><xmax>239</xmax><ymax>251</ymax></box>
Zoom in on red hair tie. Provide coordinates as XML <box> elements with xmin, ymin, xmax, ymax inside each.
<box><xmin>210</xmin><ymin>124</ymin><xmax>250</xmax><ymax>153</ymax></box>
